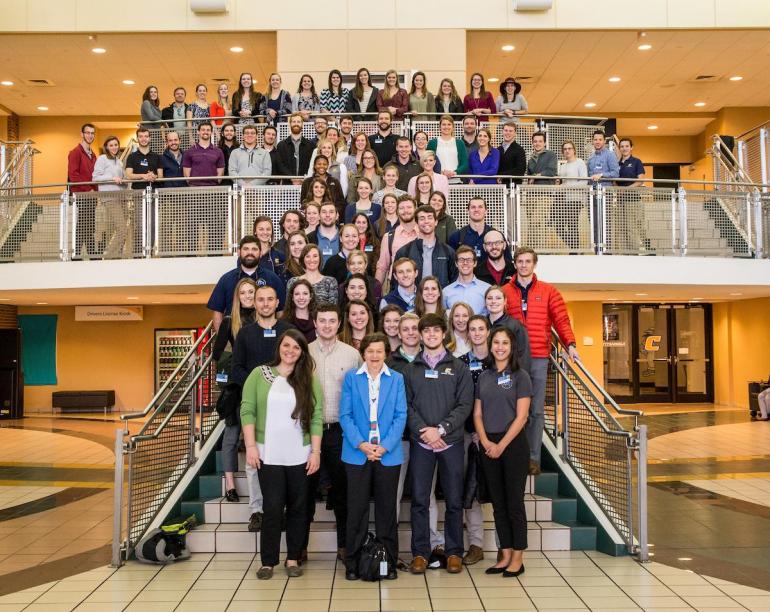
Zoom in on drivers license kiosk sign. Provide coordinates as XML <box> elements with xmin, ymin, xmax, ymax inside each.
<box><xmin>75</xmin><ymin>306</ymin><xmax>144</xmax><ymax>321</ymax></box>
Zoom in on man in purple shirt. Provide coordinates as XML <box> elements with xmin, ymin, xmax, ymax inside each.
<box><xmin>182</xmin><ymin>121</ymin><xmax>225</xmax><ymax>186</ymax></box>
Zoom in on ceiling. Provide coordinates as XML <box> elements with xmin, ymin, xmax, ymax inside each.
<box><xmin>467</xmin><ymin>29</ymin><xmax>770</xmax><ymax>115</ymax></box>
<box><xmin>0</xmin><ymin>32</ymin><xmax>276</xmax><ymax>116</ymax></box>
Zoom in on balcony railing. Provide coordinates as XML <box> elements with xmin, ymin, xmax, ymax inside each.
<box><xmin>0</xmin><ymin>174</ymin><xmax>766</xmax><ymax>263</ymax></box>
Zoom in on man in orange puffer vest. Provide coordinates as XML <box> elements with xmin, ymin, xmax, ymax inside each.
<box><xmin>502</xmin><ymin>247</ymin><xmax>578</xmax><ymax>474</ymax></box>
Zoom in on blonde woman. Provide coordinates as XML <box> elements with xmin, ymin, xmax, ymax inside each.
<box><xmin>376</xmin><ymin>69</ymin><xmax>408</xmax><ymax>119</ymax></box>
<box><xmin>407</xmin><ymin>152</ymin><xmax>448</xmax><ymax>198</ymax></box>
<box><xmin>344</xmin><ymin>131</ymin><xmax>373</xmax><ymax>174</ymax></box>
<box><xmin>446</xmin><ymin>302</ymin><xmax>473</xmax><ymax>357</ymax></box>
<box><xmin>210</xmin><ymin>83</ymin><xmax>231</xmax><ymax>126</ymax></box>
<box><xmin>372</xmin><ymin>164</ymin><xmax>405</xmax><ymax>205</ymax></box>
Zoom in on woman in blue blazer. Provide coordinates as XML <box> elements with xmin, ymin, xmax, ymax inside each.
<box><xmin>339</xmin><ymin>332</ymin><xmax>407</xmax><ymax>581</ymax></box>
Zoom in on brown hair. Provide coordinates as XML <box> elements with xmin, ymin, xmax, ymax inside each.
<box><xmin>359</xmin><ymin>332</ymin><xmax>389</xmax><ymax>357</ymax></box>
<box><xmin>282</xmin><ymin>278</ymin><xmax>317</xmax><ymax>324</ymax></box>
<box><xmin>339</xmin><ymin>299</ymin><xmax>374</xmax><ymax>347</ymax></box>
<box><xmin>268</xmin><ymin>329</ymin><xmax>317</xmax><ymax>434</ymax></box>
<box><xmin>513</xmin><ymin>246</ymin><xmax>538</xmax><ymax>264</ymax></box>
<box><xmin>414</xmin><ymin>276</ymin><xmax>446</xmax><ymax>319</ymax></box>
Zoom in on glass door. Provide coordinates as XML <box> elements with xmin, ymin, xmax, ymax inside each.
<box><xmin>672</xmin><ymin>305</ymin><xmax>713</xmax><ymax>402</ymax></box>
<box><xmin>636</xmin><ymin>305</ymin><xmax>672</xmax><ymax>402</ymax></box>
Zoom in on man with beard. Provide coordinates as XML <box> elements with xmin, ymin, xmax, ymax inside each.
<box><xmin>275</xmin><ymin>112</ymin><xmax>314</xmax><ymax>184</ymax></box>
<box><xmin>369</xmin><ymin>110</ymin><xmax>398</xmax><ymax>167</ymax></box>
<box><xmin>338</xmin><ymin>115</ymin><xmax>354</xmax><ymax>149</ymax></box>
<box><xmin>475</xmin><ymin>229</ymin><xmax>516</xmax><ymax>286</ymax></box>
<box><xmin>448</xmin><ymin>197</ymin><xmax>496</xmax><ymax>262</ymax></box>
<box><xmin>309</xmin><ymin>115</ymin><xmax>328</xmax><ymax>146</ymax></box>
<box><xmin>375</xmin><ymin>195</ymin><xmax>419</xmax><ymax>284</ymax></box>
<box><xmin>461</xmin><ymin>115</ymin><xmax>479</xmax><ymax>157</ymax></box>
<box><xmin>207</xmin><ymin>235</ymin><xmax>286</xmax><ymax>331</ymax></box>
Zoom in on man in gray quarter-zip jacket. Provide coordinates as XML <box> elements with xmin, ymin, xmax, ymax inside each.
<box><xmin>229</xmin><ymin>124</ymin><xmax>272</xmax><ymax>186</ymax></box>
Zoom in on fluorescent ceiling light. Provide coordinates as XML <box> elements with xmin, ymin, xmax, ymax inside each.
<box><xmin>230</xmin><ymin>46</ymin><xmax>244</xmax><ymax>53</ymax></box>
<box><xmin>501</xmin><ymin>45</ymin><xmax>515</xmax><ymax>52</ymax></box>
<box><xmin>91</xmin><ymin>47</ymin><xmax>106</xmax><ymax>54</ymax></box>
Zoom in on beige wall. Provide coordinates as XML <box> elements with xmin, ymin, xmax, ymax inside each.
<box><xmin>3</xmin><ymin>0</ymin><xmax>768</xmax><ymax>31</ymax></box>
<box><xmin>19</xmin><ymin>304</ymin><xmax>211</xmax><ymax>412</ymax></box>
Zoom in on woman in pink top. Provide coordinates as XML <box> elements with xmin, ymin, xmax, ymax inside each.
<box><xmin>407</xmin><ymin>151</ymin><xmax>449</xmax><ymax>198</ymax></box>
<box><xmin>463</xmin><ymin>72</ymin><xmax>496</xmax><ymax>122</ymax></box>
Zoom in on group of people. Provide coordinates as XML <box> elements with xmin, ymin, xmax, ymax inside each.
<box><xmin>206</xmin><ymin>186</ymin><xmax>579</xmax><ymax>581</ymax></box>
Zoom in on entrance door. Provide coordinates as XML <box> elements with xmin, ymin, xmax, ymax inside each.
<box><xmin>602</xmin><ymin>304</ymin><xmax>713</xmax><ymax>403</ymax></box>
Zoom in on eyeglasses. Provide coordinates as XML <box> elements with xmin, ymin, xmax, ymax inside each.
<box><xmin>456</xmin><ymin>257</ymin><xmax>475</xmax><ymax>264</ymax></box>
<box><xmin>484</xmin><ymin>240</ymin><xmax>505</xmax><ymax>248</ymax></box>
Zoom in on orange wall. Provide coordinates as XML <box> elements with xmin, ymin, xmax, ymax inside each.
<box><xmin>567</xmin><ymin>301</ymin><xmax>605</xmax><ymax>386</ymax></box>
<box><xmin>19</xmin><ymin>304</ymin><xmax>211</xmax><ymax>412</ymax></box>
<box><xmin>712</xmin><ymin>297</ymin><xmax>770</xmax><ymax>409</ymax></box>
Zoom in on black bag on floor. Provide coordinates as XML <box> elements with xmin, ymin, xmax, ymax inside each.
<box><xmin>135</xmin><ymin>515</ymin><xmax>197</xmax><ymax>564</ymax></box>
<box><xmin>358</xmin><ymin>532</ymin><xmax>389</xmax><ymax>581</ymax></box>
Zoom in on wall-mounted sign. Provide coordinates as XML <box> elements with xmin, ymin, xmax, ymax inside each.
<box><xmin>75</xmin><ymin>306</ymin><xmax>144</xmax><ymax>321</ymax></box>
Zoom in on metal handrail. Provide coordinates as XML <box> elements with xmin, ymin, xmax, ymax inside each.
<box><xmin>121</xmin><ymin>320</ymin><xmax>214</xmax><ymax>422</ymax></box>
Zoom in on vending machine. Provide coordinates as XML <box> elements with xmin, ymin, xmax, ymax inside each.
<box><xmin>154</xmin><ymin>328</ymin><xmax>198</xmax><ymax>392</ymax></box>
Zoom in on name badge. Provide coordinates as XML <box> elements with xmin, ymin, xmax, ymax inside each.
<box><xmin>469</xmin><ymin>360</ymin><xmax>482</xmax><ymax>372</ymax></box>
<box><xmin>364</xmin><ymin>244</ymin><xmax>374</xmax><ymax>252</ymax></box>
<box><xmin>263</xmin><ymin>328</ymin><xmax>276</xmax><ymax>338</ymax></box>
<box><xmin>497</xmin><ymin>374</ymin><xmax>511</xmax><ymax>387</ymax></box>
<box><xmin>322</xmin><ymin>248</ymin><xmax>332</xmax><ymax>256</ymax></box>
<box><xmin>522</xmin><ymin>301</ymin><xmax>528</xmax><ymax>312</ymax></box>
<box><xmin>140</xmin><ymin>159</ymin><xmax>149</xmax><ymax>167</ymax></box>
<box><xmin>425</xmin><ymin>369</ymin><xmax>438</xmax><ymax>379</ymax></box>
<box><xmin>474</xmin><ymin>247</ymin><xmax>482</xmax><ymax>258</ymax></box>
<box><xmin>374</xmin><ymin>137</ymin><xmax>383</xmax><ymax>144</ymax></box>
<box><xmin>216</xmin><ymin>372</ymin><xmax>229</xmax><ymax>383</ymax></box>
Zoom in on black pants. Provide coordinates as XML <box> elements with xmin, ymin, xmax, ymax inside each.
<box><xmin>304</xmin><ymin>423</ymin><xmax>347</xmax><ymax>549</ymax></box>
<box><xmin>480</xmin><ymin>431</ymin><xmax>529</xmax><ymax>551</ymax></box>
<box><xmin>410</xmin><ymin>440</ymin><xmax>464</xmax><ymax>557</ymax></box>
<box><xmin>257</xmin><ymin>463</ymin><xmax>308</xmax><ymax>567</ymax></box>
<box><xmin>345</xmin><ymin>461</ymin><xmax>400</xmax><ymax>572</ymax></box>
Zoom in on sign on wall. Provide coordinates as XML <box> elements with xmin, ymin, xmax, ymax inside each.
<box><xmin>75</xmin><ymin>306</ymin><xmax>144</xmax><ymax>321</ymax></box>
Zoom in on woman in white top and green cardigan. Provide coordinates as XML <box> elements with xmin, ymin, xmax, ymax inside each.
<box><xmin>241</xmin><ymin>328</ymin><xmax>324</xmax><ymax>580</ymax></box>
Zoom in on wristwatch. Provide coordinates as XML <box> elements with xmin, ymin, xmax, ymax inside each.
<box><xmin>437</xmin><ymin>424</ymin><xmax>447</xmax><ymax>437</ymax></box>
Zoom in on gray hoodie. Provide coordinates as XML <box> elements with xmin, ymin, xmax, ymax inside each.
<box><xmin>228</xmin><ymin>145</ymin><xmax>272</xmax><ymax>186</ymax></box>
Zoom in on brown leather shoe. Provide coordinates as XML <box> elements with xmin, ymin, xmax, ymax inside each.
<box><xmin>463</xmin><ymin>545</ymin><xmax>484</xmax><ymax>565</ymax></box>
<box><xmin>409</xmin><ymin>556</ymin><xmax>428</xmax><ymax>574</ymax></box>
<box><xmin>528</xmin><ymin>460</ymin><xmax>541</xmax><ymax>476</ymax></box>
<box><xmin>446</xmin><ymin>555</ymin><xmax>463</xmax><ymax>574</ymax></box>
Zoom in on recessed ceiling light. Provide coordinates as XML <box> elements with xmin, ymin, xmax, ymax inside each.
<box><xmin>126</xmin><ymin>296</ymin><xmax>139</xmax><ymax>300</ymax></box>
<box><xmin>693</xmin><ymin>101</ymin><xmax>706</xmax><ymax>107</ymax></box>
<box><xmin>635</xmin><ymin>293</ymin><xmax>648</xmax><ymax>296</ymax></box>
<box><xmin>501</xmin><ymin>45</ymin><xmax>515</xmax><ymax>52</ymax></box>
<box><xmin>691</xmin><ymin>297</ymin><xmax>703</xmax><ymax>300</ymax></box>
<box><xmin>122</xmin><ymin>79</ymin><xmax>135</xmax><ymax>85</ymax></box>
<box><xmin>36</xmin><ymin>302</ymin><xmax>48</xmax><ymax>305</ymax></box>
<box><xmin>229</xmin><ymin>46</ymin><xmax>244</xmax><ymax>53</ymax></box>
<box><xmin>584</xmin><ymin>102</ymin><xmax>597</xmax><ymax>108</ymax></box>
<box><xmin>638</xmin><ymin>44</ymin><xmax>652</xmax><ymax>51</ymax></box>
<box><xmin>647</xmin><ymin>125</ymin><xmax>658</xmax><ymax>130</ymax></box>
<box><xmin>91</xmin><ymin>47</ymin><xmax>106</xmax><ymax>54</ymax></box>
<box><xmin>677</xmin><ymin>557</ymin><xmax>692</xmax><ymax>561</ymax></box>
<box><xmin>0</xmin><ymin>298</ymin><xmax>10</xmax><ymax>301</ymax></box>
<box><xmin>729</xmin><ymin>292</ymin><xmax>743</xmax><ymax>296</ymax></box>
<box><xmin>729</xmin><ymin>75</ymin><xmax>743</xmax><ymax>81</ymax></box>
<box><xmin>0</xmin><ymin>80</ymin><xmax>13</xmax><ymax>86</ymax></box>
<box><xmin>608</xmin><ymin>76</ymin><xmax>621</xmax><ymax>83</ymax></box>
<box><xmin>36</xmin><ymin>106</ymin><xmax>48</xmax><ymax>111</ymax></box>
<box><xmin>151</xmin><ymin>301</ymin><xmax>162</xmax><ymax>304</ymax></box>
<box><xmin>488</xmin><ymin>77</ymin><xmax>499</xmax><ymax>83</ymax></box>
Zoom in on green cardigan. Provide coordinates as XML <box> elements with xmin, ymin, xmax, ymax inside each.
<box><xmin>427</xmin><ymin>137</ymin><xmax>469</xmax><ymax>175</ymax></box>
<box><xmin>240</xmin><ymin>366</ymin><xmax>324</xmax><ymax>445</ymax></box>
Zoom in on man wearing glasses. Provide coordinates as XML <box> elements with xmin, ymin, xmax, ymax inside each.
<box><xmin>475</xmin><ymin>229</ymin><xmax>516</xmax><ymax>287</ymax></box>
<box><xmin>443</xmin><ymin>246</ymin><xmax>490</xmax><ymax>314</ymax></box>
<box><xmin>447</xmin><ymin>197</ymin><xmax>498</xmax><ymax>262</ymax></box>
<box><xmin>67</xmin><ymin>123</ymin><xmax>98</xmax><ymax>258</ymax></box>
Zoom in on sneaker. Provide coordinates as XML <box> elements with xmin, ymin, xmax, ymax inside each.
<box><xmin>528</xmin><ymin>460</ymin><xmax>541</xmax><ymax>476</ymax></box>
<box><xmin>463</xmin><ymin>545</ymin><xmax>484</xmax><ymax>565</ymax></box>
<box><xmin>248</xmin><ymin>512</ymin><xmax>263</xmax><ymax>532</ymax></box>
<box><xmin>428</xmin><ymin>545</ymin><xmax>446</xmax><ymax>569</ymax></box>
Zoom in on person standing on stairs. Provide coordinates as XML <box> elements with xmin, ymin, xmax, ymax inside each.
<box><xmin>241</xmin><ymin>329</ymin><xmax>323</xmax><ymax>580</ymax></box>
<box><xmin>306</xmin><ymin>304</ymin><xmax>363</xmax><ymax>563</ymax></box>
<box><xmin>474</xmin><ymin>326</ymin><xmax>532</xmax><ymax>578</ymax></box>
<box><xmin>502</xmin><ymin>247</ymin><xmax>577</xmax><ymax>475</ymax></box>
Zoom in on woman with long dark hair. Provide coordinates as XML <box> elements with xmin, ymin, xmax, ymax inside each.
<box><xmin>140</xmin><ymin>85</ymin><xmax>161</xmax><ymax>127</ymax></box>
<box><xmin>282</xmin><ymin>278</ymin><xmax>317</xmax><ymax>342</ymax></box>
<box><xmin>376</xmin><ymin>69</ymin><xmax>408</xmax><ymax>119</ymax></box>
<box><xmin>277</xmin><ymin>230</ymin><xmax>308</xmax><ymax>284</ymax></box>
<box><xmin>376</xmin><ymin>192</ymin><xmax>399</xmax><ymax>238</ymax></box>
<box><xmin>232</xmin><ymin>72</ymin><xmax>264</xmax><ymax>124</ymax></box>
<box><xmin>346</xmin><ymin>67</ymin><xmax>379</xmax><ymax>121</ymax></box>
<box><xmin>463</xmin><ymin>73</ymin><xmax>496</xmax><ymax>121</ymax></box>
<box><xmin>241</xmin><ymin>329</ymin><xmax>323</xmax><ymax>580</ymax></box>
<box><xmin>379</xmin><ymin>304</ymin><xmax>404</xmax><ymax>353</ymax></box>
<box><xmin>292</xmin><ymin>74</ymin><xmax>321</xmax><ymax>121</ymax></box>
<box><xmin>428</xmin><ymin>191</ymin><xmax>458</xmax><ymax>245</ymax></box>
<box><xmin>474</xmin><ymin>326</ymin><xmax>531</xmax><ymax>577</ymax></box>
<box><xmin>408</xmin><ymin>71</ymin><xmax>435</xmax><ymax>121</ymax></box>
<box><xmin>320</xmin><ymin>69</ymin><xmax>349</xmax><ymax>114</ymax></box>
<box><xmin>339</xmin><ymin>299</ymin><xmax>374</xmax><ymax>350</ymax></box>
<box><xmin>414</xmin><ymin>276</ymin><xmax>446</xmax><ymax>319</ymax></box>
<box><xmin>288</xmin><ymin>244</ymin><xmax>339</xmax><ymax>305</ymax></box>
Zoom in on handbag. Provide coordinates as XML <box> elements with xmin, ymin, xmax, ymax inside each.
<box><xmin>464</xmin><ymin>440</ymin><xmax>490</xmax><ymax>507</ymax></box>
<box><xmin>215</xmin><ymin>382</ymin><xmax>242</xmax><ymax>426</ymax></box>
<box><xmin>357</xmin><ymin>532</ymin><xmax>389</xmax><ymax>581</ymax></box>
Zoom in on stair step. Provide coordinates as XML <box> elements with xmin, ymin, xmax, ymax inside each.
<box><xmin>186</xmin><ymin>520</ymin><xmax>574</xmax><ymax>554</ymax></box>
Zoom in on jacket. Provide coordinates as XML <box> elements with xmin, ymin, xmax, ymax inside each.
<box><xmin>391</xmin><ymin>154</ymin><xmax>422</xmax><ymax>191</ymax></box>
<box><xmin>339</xmin><ymin>366</ymin><xmax>408</xmax><ymax>466</ymax></box>
<box><xmin>231</xmin><ymin>320</ymin><xmax>295</xmax><ymax>385</ymax></box>
<box><xmin>300</xmin><ymin>175</ymin><xmax>346</xmax><ymax>216</ymax></box>
<box><xmin>402</xmin><ymin>351</ymin><xmax>473</xmax><ymax>445</ymax></box>
<box><xmin>502</xmin><ymin>274</ymin><xmax>576</xmax><ymax>358</ymax></box>
<box><xmin>487</xmin><ymin>313</ymin><xmax>532</xmax><ymax>374</ymax></box>
<box><xmin>526</xmin><ymin>150</ymin><xmax>558</xmax><ymax>184</ymax></box>
<box><xmin>231</xmin><ymin>91</ymin><xmax>264</xmax><ymax>121</ymax></box>
<box><xmin>468</xmin><ymin>148</ymin><xmax>500</xmax><ymax>184</ymax></box>
<box><xmin>258</xmin><ymin>90</ymin><xmax>293</xmax><ymax>126</ymax></box>
<box><xmin>498</xmin><ymin>141</ymin><xmax>527</xmax><ymax>183</ymax></box>
<box><xmin>381</xmin><ymin>287</ymin><xmax>415</xmax><ymax>312</ymax></box>
<box><xmin>67</xmin><ymin>144</ymin><xmax>96</xmax><ymax>192</ymax></box>
<box><xmin>474</xmin><ymin>259</ymin><xmax>516</xmax><ymax>286</ymax></box>
<box><xmin>434</xmin><ymin>97</ymin><xmax>465</xmax><ymax>120</ymax></box>
<box><xmin>274</xmin><ymin>136</ymin><xmax>314</xmax><ymax>179</ymax></box>
<box><xmin>427</xmin><ymin>138</ymin><xmax>469</xmax><ymax>175</ymax></box>
<box><xmin>92</xmin><ymin>155</ymin><xmax>125</xmax><ymax>191</ymax></box>
<box><xmin>376</xmin><ymin>88</ymin><xmax>409</xmax><ymax>119</ymax></box>
<box><xmin>394</xmin><ymin>238</ymin><xmax>457</xmax><ymax>288</ymax></box>
<box><xmin>345</xmin><ymin>86</ymin><xmax>380</xmax><ymax>121</ymax></box>
<box><xmin>228</xmin><ymin>145</ymin><xmax>272</xmax><ymax>186</ymax></box>
<box><xmin>161</xmin><ymin>102</ymin><xmax>189</xmax><ymax>127</ymax></box>
<box><xmin>160</xmin><ymin>149</ymin><xmax>186</xmax><ymax>188</ymax></box>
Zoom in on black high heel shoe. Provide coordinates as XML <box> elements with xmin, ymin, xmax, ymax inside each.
<box><xmin>503</xmin><ymin>564</ymin><xmax>525</xmax><ymax>578</ymax></box>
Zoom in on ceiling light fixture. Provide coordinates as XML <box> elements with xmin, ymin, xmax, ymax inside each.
<box><xmin>635</xmin><ymin>293</ymin><xmax>648</xmax><ymax>296</ymax></box>
<box><xmin>229</xmin><ymin>46</ymin><xmax>244</xmax><ymax>53</ymax></box>
<box><xmin>91</xmin><ymin>47</ymin><xmax>106</xmax><ymax>54</ymax></box>
<box><xmin>0</xmin><ymin>80</ymin><xmax>13</xmax><ymax>86</ymax></box>
<box><xmin>584</xmin><ymin>102</ymin><xmax>597</xmax><ymax>108</ymax></box>
<box><xmin>729</xmin><ymin>292</ymin><xmax>743</xmax><ymax>296</ymax></box>
<box><xmin>647</xmin><ymin>124</ymin><xmax>659</xmax><ymax>130</ymax></box>
<box><xmin>608</xmin><ymin>76</ymin><xmax>621</xmax><ymax>83</ymax></box>
<box><xmin>638</xmin><ymin>44</ymin><xmax>652</xmax><ymax>51</ymax></box>
<box><xmin>691</xmin><ymin>297</ymin><xmax>703</xmax><ymax>300</ymax></box>
<box><xmin>488</xmin><ymin>77</ymin><xmax>499</xmax><ymax>82</ymax></box>
<box><xmin>36</xmin><ymin>106</ymin><xmax>49</xmax><ymax>111</ymax></box>
<box><xmin>729</xmin><ymin>75</ymin><xmax>743</xmax><ymax>81</ymax></box>
<box><xmin>501</xmin><ymin>45</ymin><xmax>515</xmax><ymax>52</ymax></box>
<box><xmin>126</xmin><ymin>296</ymin><xmax>139</xmax><ymax>300</ymax></box>
<box><xmin>694</xmin><ymin>101</ymin><xmax>706</xmax><ymax>107</ymax></box>
<box><xmin>677</xmin><ymin>557</ymin><xmax>692</xmax><ymax>561</ymax></box>
<box><xmin>122</xmin><ymin>79</ymin><xmax>135</xmax><ymax>85</ymax></box>
<box><xmin>36</xmin><ymin>302</ymin><xmax>48</xmax><ymax>305</ymax></box>
<box><xmin>0</xmin><ymin>298</ymin><xmax>10</xmax><ymax>301</ymax></box>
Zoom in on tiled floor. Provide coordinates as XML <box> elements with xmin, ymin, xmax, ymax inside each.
<box><xmin>2</xmin><ymin>551</ymin><xmax>770</xmax><ymax>612</ymax></box>
<box><xmin>648</xmin><ymin>422</ymin><xmax>770</xmax><ymax>461</ymax></box>
<box><xmin>0</xmin><ymin>486</ymin><xmax>66</xmax><ymax>511</ymax></box>
<box><xmin>682</xmin><ymin>476</ymin><xmax>770</xmax><ymax>507</ymax></box>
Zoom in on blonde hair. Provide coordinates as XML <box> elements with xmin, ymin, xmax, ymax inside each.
<box><xmin>446</xmin><ymin>301</ymin><xmax>474</xmax><ymax>354</ymax></box>
<box><xmin>230</xmin><ymin>278</ymin><xmax>258</xmax><ymax>337</ymax></box>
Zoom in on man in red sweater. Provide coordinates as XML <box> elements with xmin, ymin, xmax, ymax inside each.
<box><xmin>67</xmin><ymin>123</ymin><xmax>97</xmax><ymax>258</ymax></box>
<box><xmin>502</xmin><ymin>247</ymin><xmax>579</xmax><ymax>474</ymax></box>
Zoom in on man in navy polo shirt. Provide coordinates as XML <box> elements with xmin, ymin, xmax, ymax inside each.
<box><xmin>182</xmin><ymin>121</ymin><xmax>225</xmax><ymax>186</ymax></box>
<box><xmin>207</xmin><ymin>235</ymin><xmax>286</xmax><ymax>331</ymax></box>
<box><xmin>617</xmin><ymin>138</ymin><xmax>648</xmax><ymax>251</ymax></box>
<box><xmin>448</xmin><ymin>197</ymin><xmax>503</xmax><ymax>263</ymax></box>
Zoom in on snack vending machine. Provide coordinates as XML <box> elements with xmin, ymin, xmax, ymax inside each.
<box><xmin>154</xmin><ymin>328</ymin><xmax>198</xmax><ymax>392</ymax></box>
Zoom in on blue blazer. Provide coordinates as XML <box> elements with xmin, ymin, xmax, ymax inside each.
<box><xmin>339</xmin><ymin>367</ymin><xmax>407</xmax><ymax>466</ymax></box>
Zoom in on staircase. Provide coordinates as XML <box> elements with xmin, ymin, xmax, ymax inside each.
<box><xmin>11</xmin><ymin>202</ymin><xmax>62</xmax><ymax>262</ymax></box>
<box><xmin>643</xmin><ymin>199</ymin><xmax>734</xmax><ymax>256</ymax></box>
<box><xmin>177</xmin><ymin>447</ymin><xmax>597</xmax><ymax>555</ymax></box>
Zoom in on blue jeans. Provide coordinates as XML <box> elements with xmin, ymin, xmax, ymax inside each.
<box><xmin>526</xmin><ymin>358</ymin><xmax>549</xmax><ymax>464</ymax></box>
<box><xmin>409</xmin><ymin>440</ymin><xmax>464</xmax><ymax>558</ymax></box>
